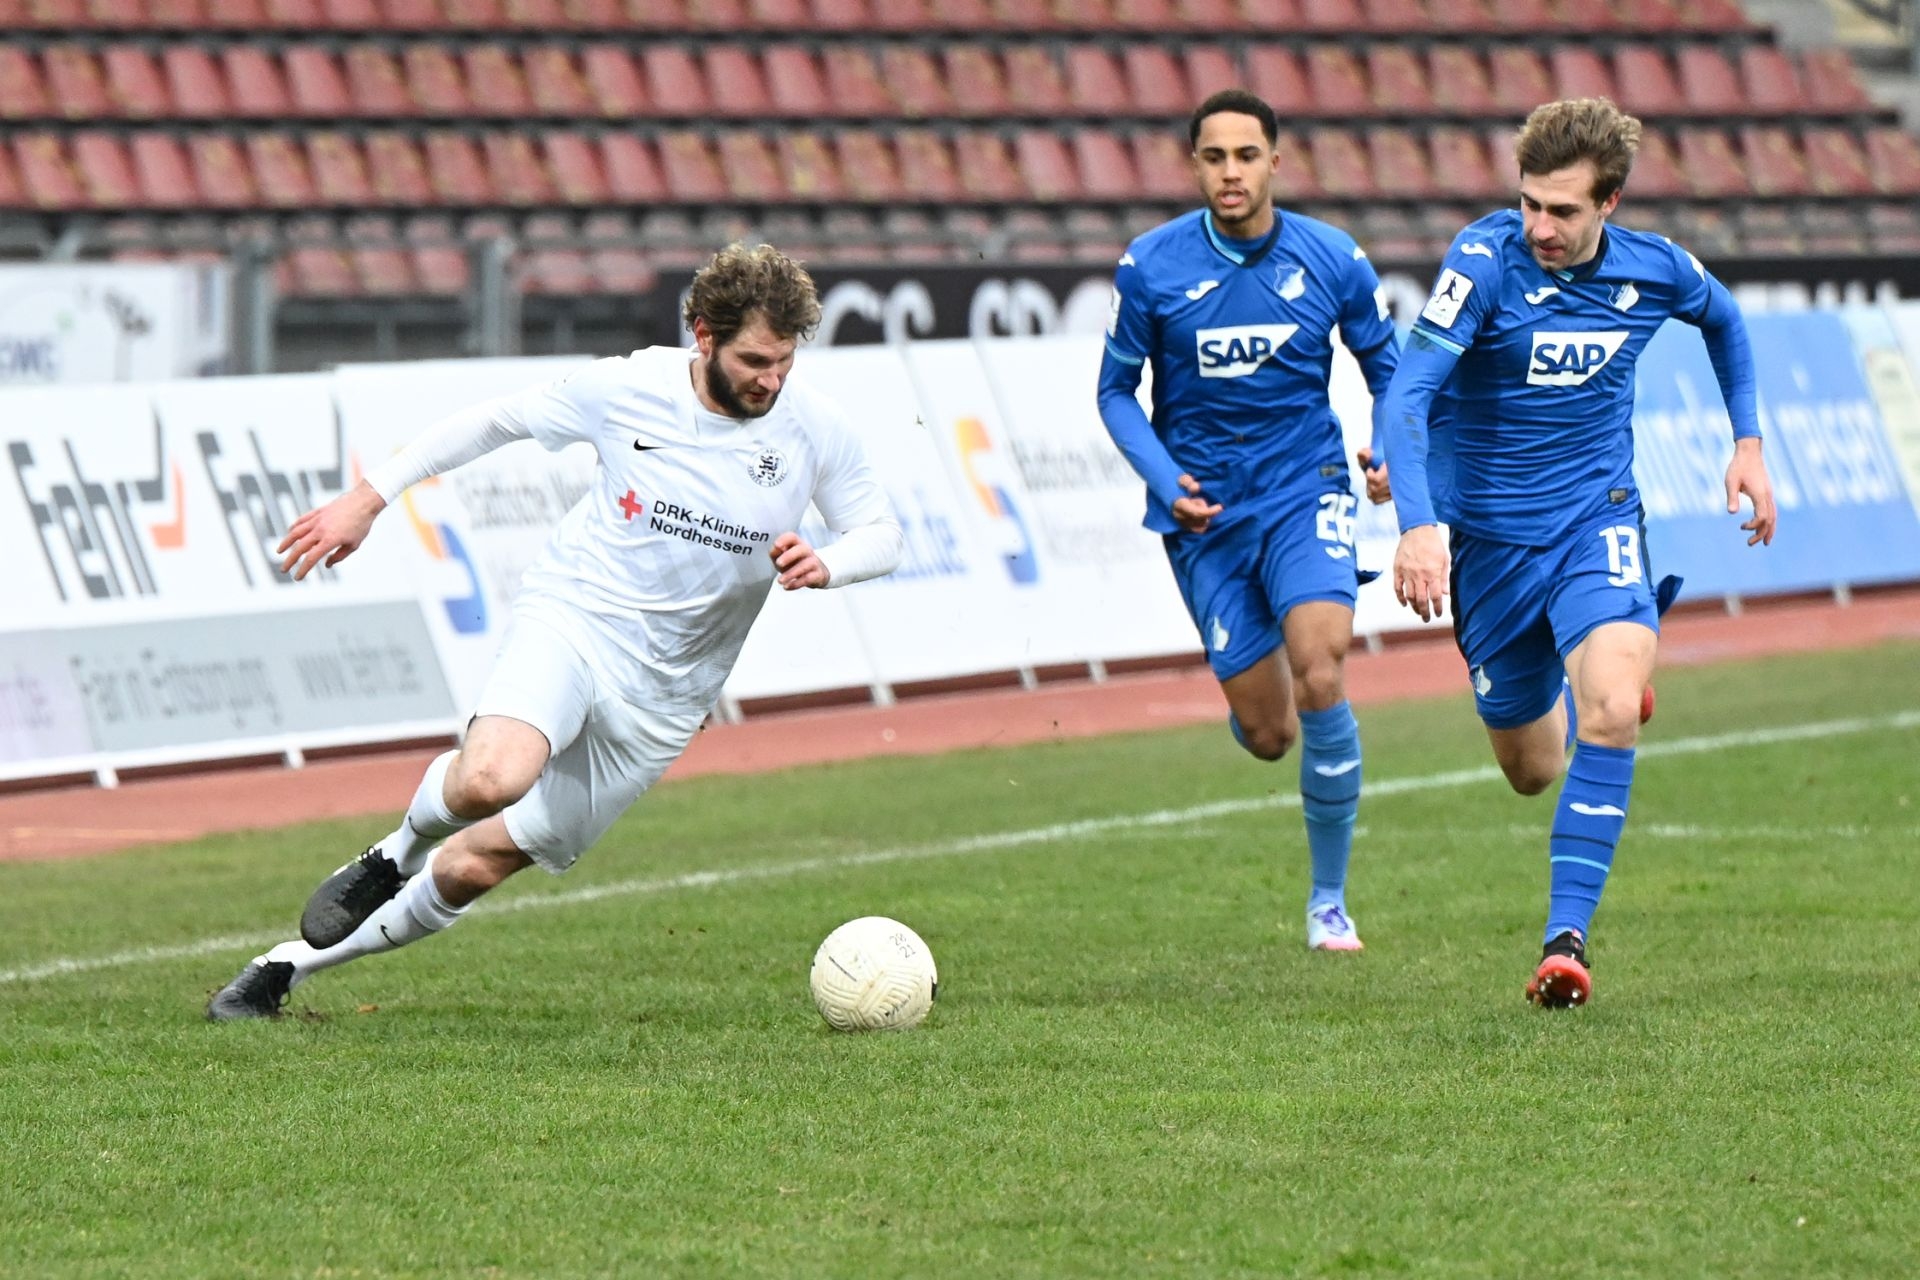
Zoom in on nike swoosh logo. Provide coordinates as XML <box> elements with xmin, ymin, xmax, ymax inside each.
<box><xmin>1314</xmin><ymin>759</ymin><xmax>1361</xmax><ymax>777</ymax></box>
<box><xmin>1185</xmin><ymin>280</ymin><xmax>1220</xmax><ymax>300</ymax></box>
<box><xmin>1569</xmin><ymin>803</ymin><xmax>1626</xmax><ymax>817</ymax></box>
<box><xmin>379</xmin><ymin>924</ymin><xmax>398</xmax><ymax>945</ymax></box>
<box><xmin>633</xmin><ymin>440</ymin><xmax>671</xmax><ymax>451</ymax></box>
<box><xmin>1461</xmin><ymin>243</ymin><xmax>1493</xmax><ymax>258</ymax></box>
<box><xmin>1525</xmin><ymin>286</ymin><xmax>1560</xmax><ymax>305</ymax></box>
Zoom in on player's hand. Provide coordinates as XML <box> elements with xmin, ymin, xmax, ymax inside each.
<box><xmin>276</xmin><ymin>480</ymin><xmax>387</xmax><ymax>580</ymax></box>
<box><xmin>1393</xmin><ymin>524</ymin><xmax>1450</xmax><ymax>621</ymax></box>
<box><xmin>771</xmin><ymin>531</ymin><xmax>830</xmax><ymax>590</ymax></box>
<box><xmin>1171</xmin><ymin>474</ymin><xmax>1223</xmax><ymax>534</ymax></box>
<box><xmin>1356</xmin><ymin>447</ymin><xmax>1391</xmax><ymax>504</ymax></box>
<box><xmin>1725</xmin><ymin>437</ymin><xmax>1777</xmax><ymax>547</ymax></box>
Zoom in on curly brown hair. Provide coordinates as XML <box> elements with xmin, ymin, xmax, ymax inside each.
<box><xmin>682</xmin><ymin>243</ymin><xmax>822</xmax><ymax>347</ymax></box>
<box><xmin>1514</xmin><ymin>97</ymin><xmax>1643</xmax><ymax>203</ymax></box>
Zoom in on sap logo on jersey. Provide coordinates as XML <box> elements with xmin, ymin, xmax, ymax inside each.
<box><xmin>1526</xmin><ymin>330</ymin><xmax>1629</xmax><ymax>386</ymax></box>
<box><xmin>1196</xmin><ymin>324</ymin><xmax>1298</xmax><ymax>378</ymax></box>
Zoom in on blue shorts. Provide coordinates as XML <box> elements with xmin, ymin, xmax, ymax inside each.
<box><xmin>1451</xmin><ymin>506</ymin><xmax>1664</xmax><ymax>730</ymax></box>
<box><xmin>1165</xmin><ymin>488</ymin><xmax>1360</xmax><ymax>681</ymax></box>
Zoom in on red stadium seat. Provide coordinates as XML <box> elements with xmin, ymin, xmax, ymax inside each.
<box><xmin>1181</xmin><ymin>46</ymin><xmax>1238</xmax><ymax>103</ymax></box>
<box><xmin>1487</xmin><ymin>47</ymin><xmax>1549</xmax><ymax>116</ymax></box>
<box><xmin>423</xmin><ymin>130</ymin><xmax>493</xmax><ymax>201</ymax></box>
<box><xmin>835</xmin><ymin>128</ymin><xmax>907</xmax><ymax>200</ymax></box>
<box><xmin>1800</xmin><ymin>126</ymin><xmax>1873</xmax><ymax>197</ymax></box>
<box><xmin>715</xmin><ymin>130</ymin><xmax>785</xmax><ymax>199</ymax></box>
<box><xmin>764</xmin><ymin>44</ymin><xmax>829</xmax><ymax>115</ymax></box>
<box><xmin>129</xmin><ymin>133</ymin><xmax>197</xmax><ymax>207</ymax></box>
<box><xmin>1479</xmin><ymin>0</ymin><xmax>1549</xmax><ymax>24</ymax></box>
<box><xmin>364</xmin><ymin>130</ymin><xmax>435</xmax><ymax>201</ymax></box>
<box><xmin>745</xmin><ymin>0</ymin><xmax>806</xmax><ymax>23</ymax></box>
<box><xmin>1130</xmin><ymin>127</ymin><xmax>1193</xmax><ymax>200</ymax></box>
<box><xmin>205</xmin><ymin>0</ymin><xmax>271</xmax><ymax>23</ymax></box>
<box><xmin>598</xmin><ymin>133</ymin><xmax>667</xmax><ymax>200</ymax></box>
<box><xmin>344</xmin><ymin>45</ymin><xmax>414</xmax><ymax>115</ymax></box>
<box><xmin>1360</xmin><ymin>0</ymin><xmax>1427</xmax><ymax>32</ymax></box>
<box><xmin>263</xmin><ymin>0</ymin><xmax>326</xmax><ymax>21</ymax></box>
<box><xmin>1676</xmin><ymin>46</ymin><xmax>1746</xmax><ymax>116</ymax></box>
<box><xmin>1739</xmin><ymin>125</ymin><xmax>1809</xmax><ymax>197</ymax></box>
<box><xmin>1621</xmin><ymin>125</ymin><xmax>1683</xmax><ymax>199</ymax></box>
<box><xmin>817</xmin><ymin>0</ymin><xmax>883</xmax><ymax>29</ymax></box>
<box><xmin>685</xmin><ymin>0</ymin><xmax>748</xmax><ymax>27</ymax></box>
<box><xmin>539</xmin><ymin>131</ymin><xmax>609</xmax><ymax>201</ymax></box>
<box><xmin>1611</xmin><ymin>0</ymin><xmax>1681</xmax><ymax>31</ymax></box>
<box><xmin>222</xmin><ymin>47</ymin><xmax>293</xmax><ymax>116</ymax></box>
<box><xmin>464</xmin><ymin>45</ymin><xmax>534</xmax><ymax>116</ymax></box>
<box><xmin>1737</xmin><ymin>47</ymin><xmax>1805</xmax><ymax>116</ymax></box>
<box><xmin>1246</xmin><ymin>43</ymin><xmax>1314</xmax><ymax>110</ymax></box>
<box><xmin>954</xmin><ymin>131</ymin><xmax>1023</xmax><ymax>199</ymax></box>
<box><xmin>346</xmin><ymin>220</ymin><xmax>419</xmax><ymax>296</ymax></box>
<box><xmin>1238</xmin><ymin>0</ymin><xmax>1303</xmax><ymax>18</ymax></box>
<box><xmin>992</xmin><ymin>0</ymin><xmax>1068</xmax><ymax>30</ymax></box>
<box><xmin>72</xmin><ymin>131</ymin><xmax>140</xmax><ymax>205</ymax></box>
<box><xmin>187</xmin><ymin>134</ymin><xmax>260</xmax><ymax>206</ymax></box>
<box><xmin>1308</xmin><ymin>127</ymin><xmax>1371</xmax><ymax>197</ymax></box>
<box><xmin>163</xmin><ymin>47</ymin><xmax>232</xmax><ymax>119</ymax></box>
<box><xmin>1864</xmin><ymin>126</ymin><xmax>1920</xmax><ymax>195</ymax></box>
<box><xmin>943</xmin><ymin>46</ymin><xmax>1011</xmax><ymax>118</ymax></box>
<box><xmin>284</xmin><ymin>46</ymin><xmax>352</xmax><ymax>114</ymax></box>
<box><xmin>1274</xmin><ymin>128</ymin><xmax>1320</xmax><ymax>199</ymax></box>
<box><xmin>483</xmin><ymin>133</ymin><xmax>556</xmax><ymax>203</ymax></box>
<box><xmin>501</xmin><ymin>0</ymin><xmax>569</xmax><ymax>21</ymax></box>
<box><xmin>1298</xmin><ymin>0</ymin><xmax>1360</xmax><ymax>30</ymax></box>
<box><xmin>1071</xmin><ymin>128</ymin><xmax>1138</xmax><ymax>198</ymax></box>
<box><xmin>1675</xmin><ymin>127</ymin><xmax>1745</xmax><ymax>198</ymax></box>
<box><xmin>777</xmin><ymin>131</ymin><xmax>846</xmax><ymax>199</ymax></box>
<box><xmin>101</xmin><ymin>46</ymin><xmax>172</xmax><ymax>119</ymax></box>
<box><xmin>1304</xmin><ymin>46</ymin><xmax>1369</xmax><ymax>118</ymax></box>
<box><xmin>525</xmin><ymin>47</ymin><xmax>593</xmax><ymax>115</ymax></box>
<box><xmin>1801</xmin><ymin>50</ymin><xmax>1873</xmax><ymax>112</ymax></box>
<box><xmin>882</xmin><ymin>46</ymin><xmax>954</xmax><ymax>118</ymax></box>
<box><xmin>1062</xmin><ymin>46</ymin><xmax>1130</xmax><ymax>116</ymax></box>
<box><xmin>702</xmin><ymin>46</ymin><xmax>772</xmax><ymax>118</ymax></box>
<box><xmin>1123</xmin><ymin>47</ymin><xmax>1190</xmax><ymax>117</ymax></box>
<box><xmin>1681</xmin><ymin>0</ymin><xmax>1752</xmax><ymax>29</ymax></box>
<box><xmin>1611</xmin><ymin>47</ymin><xmax>1682</xmax><ymax>116</ymax></box>
<box><xmin>581</xmin><ymin>47</ymin><xmax>648</xmax><ymax>116</ymax></box>
<box><xmin>0</xmin><ymin>48</ymin><xmax>52</xmax><ymax>119</ymax></box>
<box><xmin>0</xmin><ymin>140</ymin><xmax>31</xmax><ymax>207</ymax></box>
<box><xmin>282</xmin><ymin>246</ymin><xmax>359</xmax><ymax>296</ymax></box>
<box><xmin>1427</xmin><ymin>125</ymin><xmax>1493</xmax><ymax>199</ymax></box>
<box><xmin>1013</xmin><ymin>128</ymin><xmax>1076</xmax><ymax>200</ymax></box>
<box><xmin>405</xmin><ymin>45</ymin><xmax>472</xmax><ymax>114</ymax></box>
<box><xmin>1366</xmin><ymin>45</ymin><xmax>1431</xmax><ymax>115</ymax></box>
<box><xmin>1368</xmin><ymin>126</ymin><xmax>1433</xmax><ymax>198</ymax></box>
<box><xmin>658</xmin><ymin>129</ymin><xmax>727</xmax><ymax>199</ymax></box>
<box><xmin>1172</xmin><ymin>0</ymin><xmax>1247</xmax><ymax>27</ymax></box>
<box><xmin>1426</xmin><ymin>46</ymin><xmax>1493</xmax><ymax>116</ymax></box>
<box><xmin>642</xmin><ymin>47</ymin><xmax>710</xmax><ymax>115</ymax></box>
<box><xmin>619</xmin><ymin>0</ymin><xmax>692</xmax><ymax>28</ymax></box>
<box><xmin>307</xmin><ymin>129</ymin><xmax>373</xmax><ymax>203</ymax></box>
<box><xmin>45</xmin><ymin>45</ymin><xmax>112</xmax><ymax>119</ymax></box>
<box><xmin>13</xmin><ymin>134</ymin><xmax>85</xmax><ymax>207</ymax></box>
<box><xmin>1110</xmin><ymin>0</ymin><xmax>1175</xmax><ymax>29</ymax></box>
<box><xmin>391</xmin><ymin>0</ymin><xmax>456</xmax><ymax>25</ymax></box>
<box><xmin>1552</xmin><ymin>0</ymin><xmax>1621</xmax><ymax>31</ymax></box>
<box><xmin>247</xmin><ymin>132</ymin><xmax>321</xmax><ymax>205</ymax></box>
<box><xmin>1547</xmin><ymin>47</ymin><xmax>1613</xmax><ymax>104</ymax></box>
<box><xmin>583</xmin><ymin>212</ymin><xmax>656</xmax><ymax>292</ymax></box>
<box><xmin>1423</xmin><ymin>0</ymin><xmax>1495</xmax><ymax>31</ymax></box>
<box><xmin>893</xmin><ymin>129</ymin><xmax>960</xmax><ymax>200</ymax></box>
<box><xmin>1002</xmin><ymin>46</ymin><xmax>1070</xmax><ymax>115</ymax></box>
<box><xmin>821</xmin><ymin>47</ymin><xmax>891</xmax><ymax>116</ymax></box>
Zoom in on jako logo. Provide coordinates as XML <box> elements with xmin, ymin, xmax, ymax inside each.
<box><xmin>400</xmin><ymin>478</ymin><xmax>488</xmax><ymax>635</ymax></box>
<box><xmin>953</xmin><ymin>417</ymin><xmax>1038</xmax><ymax>585</ymax></box>
<box><xmin>1526</xmin><ymin>330</ymin><xmax>1629</xmax><ymax>386</ymax></box>
<box><xmin>1196</xmin><ymin>324</ymin><xmax>1298</xmax><ymax>378</ymax></box>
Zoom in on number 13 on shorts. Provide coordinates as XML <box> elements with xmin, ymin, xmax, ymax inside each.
<box><xmin>1599</xmin><ymin>524</ymin><xmax>1643</xmax><ymax>588</ymax></box>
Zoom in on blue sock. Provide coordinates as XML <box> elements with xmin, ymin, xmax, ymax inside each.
<box><xmin>1298</xmin><ymin>701</ymin><xmax>1362</xmax><ymax>910</ymax></box>
<box><xmin>1546</xmin><ymin>742</ymin><xmax>1636</xmax><ymax>943</ymax></box>
<box><xmin>1560</xmin><ymin>677</ymin><xmax>1579</xmax><ymax>752</ymax></box>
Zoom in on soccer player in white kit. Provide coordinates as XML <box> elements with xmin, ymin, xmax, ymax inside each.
<box><xmin>209</xmin><ymin>245</ymin><xmax>904</xmax><ymax>1020</ymax></box>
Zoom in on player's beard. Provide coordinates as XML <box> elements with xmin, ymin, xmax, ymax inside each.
<box><xmin>704</xmin><ymin>358</ymin><xmax>777</xmax><ymax>419</ymax></box>
<box><xmin>1209</xmin><ymin>184</ymin><xmax>1266</xmax><ymax>234</ymax></box>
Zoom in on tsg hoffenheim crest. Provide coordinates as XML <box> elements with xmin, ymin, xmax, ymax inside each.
<box><xmin>748</xmin><ymin>446</ymin><xmax>789</xmax><ymax>487</ymax></box>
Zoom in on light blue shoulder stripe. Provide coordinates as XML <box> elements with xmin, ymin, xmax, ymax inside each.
<box><xmin>1104</xmin><ymin>341</ymin><xmax>1145</xmax><ymax>365</ymax></box>
<box><xmin>1411</xmin><ymin>326</ymin><xmax>1466</xmax><ymax>355</ymax></box>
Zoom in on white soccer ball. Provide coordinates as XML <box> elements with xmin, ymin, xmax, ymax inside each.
<box><xmin>809</xmin><ymin>916</ymin><xmax>938</xmax><ymax>1032</ymax></box>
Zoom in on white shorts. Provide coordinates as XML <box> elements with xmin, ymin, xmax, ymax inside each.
<box><xmin>473</xmin><ymin>616</ymin><xmax>707</xmax><ymax>874</ymax></box>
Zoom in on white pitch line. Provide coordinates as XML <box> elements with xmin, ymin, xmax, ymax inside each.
<box><xmin>3</xmin><ymin>707</ymin><xmax>1915</xmax><ymax>988</ymax></box>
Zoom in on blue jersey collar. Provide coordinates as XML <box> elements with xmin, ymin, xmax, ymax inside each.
<box><xmin>1200</xmin><ymin>209</ymin><xmax>1284</xmax><ymax>267</ymax></box>
<box><xmin>1548</xmin><ymin>226</ymin><xmax>1611</xmax><ymax>283</ymax></box>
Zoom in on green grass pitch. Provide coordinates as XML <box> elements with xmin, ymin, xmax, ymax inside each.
<box><xmin>3</xmin><ymin>643</ymin><xmax>1916</xmax><ymax>1279</ymax></box>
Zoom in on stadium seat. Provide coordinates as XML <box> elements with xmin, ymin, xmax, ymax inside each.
<box><xmin>1308</xmin><ymin>127</ymin><xmax>1370</xmax><ymax>197</ymax></box>
<box><xmin>485</xmin><ymin>132</ymin><xmax>557</xmax><ymax>203</ymax></box>
<box><xmin>344</xmin><ymin>214</ymin><xmax>417</xmax><ymax>294</ymax></box>
<box><xmin>702</xmin><ymin>45</ymin><xmax>772</xmax><ymax>118</ymax></box>
<box><xmin>307</xmin><ymin>129</ymin><xmax>374</xmax><ymax>203</ymax></box>
<box><xmin>383</xmin><ymin>0</ymin><xmax>448</xmax><ymax>27</ymax></box>
<box><xmin>714</xmin><ymin>130</ymin><xmax>785</xmax><ymax>200</ymax></box>
<box><xmin>1866</xmin><ymin>202</ymin><xmax>1920</xmax><ymax>252</ymax></box>
<box><xmin>943</xmin><ymin>46</ymin><xmax>1012</xmax><ymax>118</ymax></box>
<box><xmin>1360</xmin><ymin>0</ymin><xmax>1426</xmax><ymax>32</ymax></box>
<box><xmin>45</xmin><ymin>45</ymin><xmax>113</xmax><ymax>119</ymax></box>
<box><xmin>282</xmin><ymin>245</ymin><xmax>359</xmax><ymax>296</ymax></box>
<box><xmin>893</xmin><ymin>129</ymin><xmax>961</xmax><ymax>200</ymax></box>
<box><xmin>0</xmin><ymin>47</ymin><xmax>52</xmax><ymax>119</ymax></box>
<box><xmin>764</xmin><ymin>44</ymin><xmax>830</xmax><ymax>116</ymax></box>
<box><xmin>1129</xmin><ymin>127</ymin><xmax>1193</xmax><ymax>201</ymax></box>
<box><xmin>1479</xmin><ymin>0</ymin><xmax>1552</xmax><ymax>28</ymax></box>
<box><xmin>525</xmin><ymin>47</ymin><xmax>594</xmax><ymax>115</ymax></box>
<box><xmin>1740</xmin><ymin>125</ymin><xmax>1810</xmax><ymax>197</ymax></box>
<box><xmin>1122</xmin><ymin>47</ymin><xmax>1190</xmax><ymax>117</ymax></box>
<box><xmin>284</xmin><ymin>46</ymin><xmax>352</xmax><ymax>115</ymax></box>
<box><xmin>1674</xmin><ymin>0</ymin><xmax>1750</xmax><ymax>30</ymax></box>
<box><xmin>163</xmin><ymin>47</ymin><xmax>232</xmax><ymax>119</ymax></box>
<box><xmin>71</xmin><ymin>131</ymin><xmax>140</xmax><ymax>206</ymax></box>
<box><xmin>13</xmin><ymin>134</ymin><xmax>84</xmax><ymax>208</ymax></box>
<box><xmin>1063</xmin><ymin>46</ymin><xmax>1130</xmax><ymax>116</ymax></box>
<box><xmin>1738</xmin><ymin>46</ymin><xmax>1805</xmax><ymax>117</ymax></box>
<box><xmin>1800</xmin><ymin>126</ymin><xmax>1873</xmax><ymax>197</ymax></box>
<box><xmin>1002</xmin><ymin>206</ymin><xmax>1070</xmax><ymax>261</ymax></box>
<box><xmin>643</xmin><ymin>47</ymin><xmax>713</xmax><ymax>116</ymax></box>
<box><xmin>1622</xmin><ymin>125</ymin><xmax>1684</xmax><ymax>199</ymax></box>
<box><xmin>129</xmin><ymin>133</ymin><xmax>197</xmax><ymax>207</ymax></box>
<box><xmin>1423</xmin><ymin>0</ymin><xmax>1495</xmax><ymax>32</ymax></box>
<box><xmin>882</xmin><ymin>45</ymin><xmax>954</xmax><ymax>117</ymax></box>
<box><xmin>1733</xmin><ymin>203</ymin><xmax>1798</xmax><ymax>255</ymax></box>
<box><xmin>264</xmin><ymin>0</ymin><xmax>327</xmax><ymax>22</ymax></box>
<box><xmin>1272</xmin><ymin>128</ymin><xmax>1318</xmax><ymax>200</ymax></box>
<box><xmin>1610</xmin><ymin>47</ymin><xmax>1682</xmax><ymax>116</ymax></box>
<box><xmin>1677</xmin><ymin>46</ymin><xmax>1746</xmax><ymax>116</ymax></box>
<box><xmin>1003</xmin><ymin>46</ymin><xmax>1070</xmax><ymax>115</ymax></box>
<box><xmin>1014</xmin><ymin>128</ymin><xmax>1077</xmax><ymax>201</ymax></box>
<box><xmin>837</xmin><ymin>129</ymin><xmax>907</xmax><ymax>200</ymax></box>
<box><xmin>658</xmin><ymin>129</ymin><xmax>727</xmax><ymax>200</ymax></box>
<box><xmin>778</xmin><ymin>131</ymin><xmax>846</xmax><ymax>198</ymax></box>
<box><xmin>1368</xmin><ymin>126</ymin><xmax>1433</xmax><ymax>198</ymax></box>
<box><xmin>187</xmin><ymin>134</ymin><xmax>260</xmax><ymax>206</ymax></box>
<box><xmin>1245</xmin><ymin>46</ymin><xmax>1309</xmax><ymax>115</ymax></box>
<box><xmin>954</xmin><ymin>131</ymin><xmax>1023</xmax><ymax>200</ymax></box>
<box><xmin>1298</xmin><ymin>0</ymin><xmax>1360</xmax><ymax>30</ymax></box>
<box><xmin>880</xmin><ymin>207</ymin><xmax>945</xmax><ymax>262</ymax></box>
<box><xmin>821</xmin><ymin>47</ymin><xmax>891</xmax><ymax>116</ymax></box>
<box><xmin>423</xmin><ymin>130</ymin><xmax>494</xmax><ymax>201</ymax></box>
<box><xmin>1426</xmin><ymin>46</ymin><xmax>1494</xmax><ymax>116</ymax></box>
<box><xmin>1487</xmin><ymin>47</ymin><xmax>1550</xmax><ymax>116</ymax></box>
<box><xmin>1801</xmin><ymin>49</ymin><xmax>1873</xmax><ymax>112</ymax></box>
<box><xmin>584</xmin><ymin>212</ymin><xmax>656</xmax><ymax>292</ymax></box>
<box><xmin>222</xmin><ymin>47</ymin><xmax>293</xmax><ymax>116</ymax></box>
<box><xmin>993</xmin><ymin>0</ymin><xmax>1068</xmax><ymax>31</ymax></box>
<box><xmin>344</xmin><ymin>45</ymin><xmax>414</xmax><ymax>115</ymax></box>
<box><xmin>1612</xmin><ymin>0</ymin><xmax>1682</xmax><ymax>32</ymax></box>
<box><xmin>581</xmin><ymin>47</ymin><xmax>648</xmax><ymax>116</ymax></box>
<box><xmin>101</xmin><ymin>46</ymin><xmax>172</xmax><ymax>119</ymax></box>
<box><xmin>1864</xmin><ymin>126</ymin><xmax>1920</xmax><ymax>195</ymax></box>
<box><xmin>205</xmin><ymin>0</ymin><xmax>272</xmax><ymax>23</ymax></box>
<box><xmin>1675</xmin><ymin>127</ymin><xmax>1745</xmax><ymax>198</ymax></box>
<box><xmin>1304</xmin><ymin>46</ymin><xmax>1369</xmax><ymax>118</ymax></box>
<box><xmin>405</xmin><ymin>45</ymin><xmax>472</xmax><ymax>113</ymax></box>
<box><xmin>464</xmin><ymin>45</ymin><xmax>535</xmax><ymax>117</ymax></box>
<box><xmin>1180</xmin><ymin>46</ymin><xmax>1239</xmax><ymax>104</ymax></box>
<box><xmin>598</xmin><ymin>133</ymin><xmax>668</xmax><ymax>200</ymax></box>
<box><xmin>1366</xmin><ymin>45</ymin><xmax>1431</xmax><ymax>115</ymax></box>
<box><xmin>365</xmin><ymin>130</ymin><xmax>435</xmax><ymax>202</ymax></box>
<box><xmin>1552</xmin><ymin>0</ymin><xmax>1622</xmax><ymax>31</ymax></box>
<box><xmin>1106</xmin><ymin>0</ymin><xmax>1171</xmax><ymax>28</ymax></box>
<box><xmin>1427</xmin><ymin>125</ymin><xmax>1493</xmax><ymax>199</ymax></box>
<box><xmin>1071</xmin><ymin>128</ymin><xmax>1138</xmax><ymax>199</ymax></box>
<box><xmin>745</xmin><ymin>0</ymin><xmax>807</xmax><ymax>24</ymax></box>
<box><xmin>820</xmin><ymin>0</ymin><xmax>886</xmax><ymax>30</ymax></box>
<box><xmin>1547</xmin><ymin>47</ymin><xmax>1614</xmax><ymax>104</ymax></box>
<box><xmin>246</xmin><ymin>131</ymin><xmax>320</xmax><ymax>205</ymax></box>
<box><xmin>540</xmin><ymin>130</ymin><xmax>609</xmax><ymax>202</ymax></box>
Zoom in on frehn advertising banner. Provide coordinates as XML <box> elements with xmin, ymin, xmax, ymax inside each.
<box><xmin>1633</xmin><ymin>311</ymin><xmax>1920</xmax><ymax>597</ymax></box>
<box><xmin>0</xmin><ymin>262</ymin><xmax>229</xmax><ymax>385</ymax></box>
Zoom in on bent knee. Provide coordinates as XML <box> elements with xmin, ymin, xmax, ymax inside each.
<box><xmin>1237</xmin><ymin>722</ymin><xmax>1298</xmax><ymax>762</ymax></box>
<box><xmin>448</xmin><ymin>761</ymin><xmax>535</xmax><ymax>816</ymax></box>
<box><xmin>1502</xmin><ymin>758</ymin><xmax>1563</xmax><ymax>796</ymax></box>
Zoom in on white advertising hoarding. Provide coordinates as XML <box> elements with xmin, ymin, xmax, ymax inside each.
<box><xmin>0</xmin><ymin>262</ymin><xmax>228</xmax><ymax>385</ymax></box>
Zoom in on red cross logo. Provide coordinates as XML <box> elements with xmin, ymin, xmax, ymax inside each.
<box><xmin>618</xmin><ymin>489</ymin><xmax>644</xmax><ymax>521</ymax></box>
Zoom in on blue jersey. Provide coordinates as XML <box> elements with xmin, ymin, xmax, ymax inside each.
<box><xmin>1394</xmin><ymin>209</ymin><xmax>1758</xmax><ymax>546</ymax></box>
<box><xmin>1097</xmin><ymin>208</ymin><xmax>1399</xmax><ymax>534</ymax></box>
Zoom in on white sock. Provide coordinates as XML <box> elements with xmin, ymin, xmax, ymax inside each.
<box><xmin>266</xmin><ymin>854</ymin><xmax>466</xmax><ymax>987</ymax></box>
<box><xmin>379</xmin><ymin>750</ymin><xmax>468</xmax><ymax>876</ymax></box>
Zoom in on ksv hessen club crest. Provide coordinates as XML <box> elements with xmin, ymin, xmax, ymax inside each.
<box><xmin>748</xmin><ymin>446</ymin><xmax>789</xmax><ymax>487</ymax></box>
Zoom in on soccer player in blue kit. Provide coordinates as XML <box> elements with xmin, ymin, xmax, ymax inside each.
<box><xmin>1378</xmin><ymin>98</ymin><xmax>1777</xmax><ymax>1006</ymax></box>
<box><xmin>1097</xmin><ymin>90</ymin><xmax>1400</xmax><ymax>952</ymax></box>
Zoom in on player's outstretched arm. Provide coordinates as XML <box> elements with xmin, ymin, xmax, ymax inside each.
<box><xmin>1725</xmin><ymin>436</ymin><xmax>1777</xmax><ymax>547</ymax></box>
<box><xmin>1376</xmin><ymin>332</ymin><xmax>1461</xmax><ymax>619</ymax></box>
<box><xmin>277</xmin><ymin>480</ymin><xmax>386</xmax><ymax>580</ymax></box>
<box><xmin>1685</xmin><ymin>262</ymin><xmax>1774</xmax><ymax>548</ymax></box>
